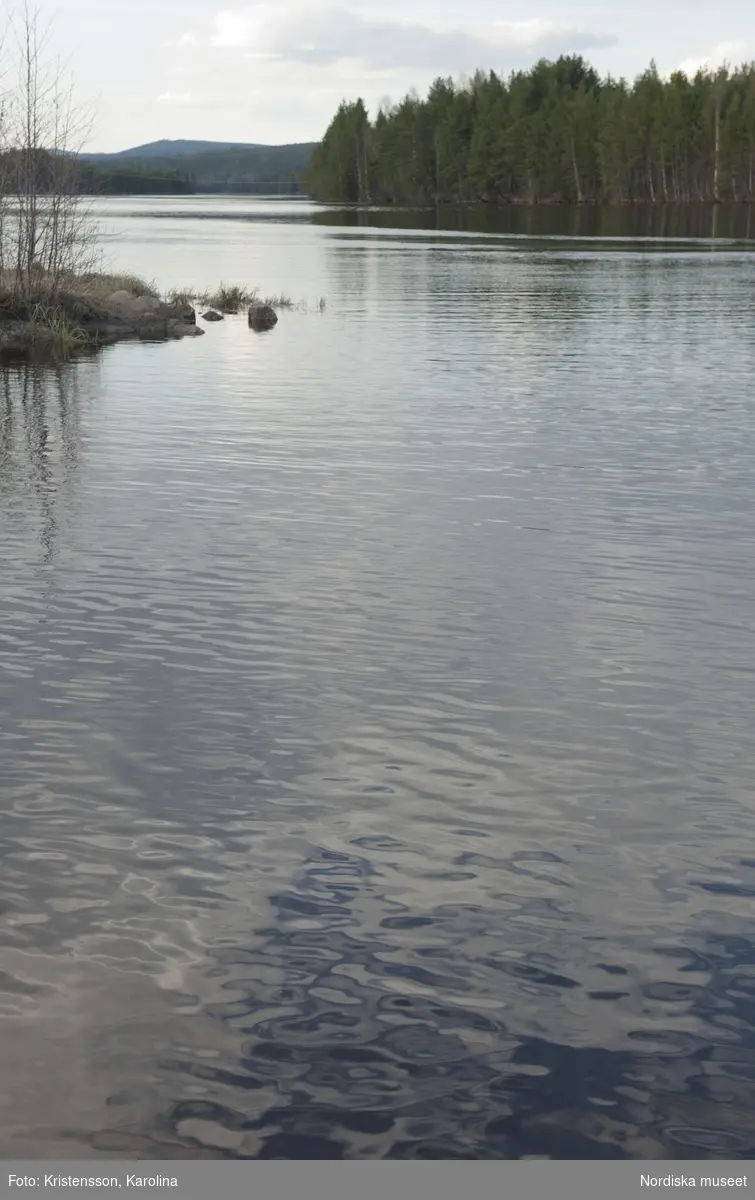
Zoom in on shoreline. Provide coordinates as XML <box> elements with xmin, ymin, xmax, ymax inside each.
<box><xmin>308</xmin><ymin>197</ymin><xmax>755</xmax><ymax>210</ymax></box>
<box><xmin>0</xmin><ymin>276</ymin><xmax>286</xmax><ymax>360</ymax></box>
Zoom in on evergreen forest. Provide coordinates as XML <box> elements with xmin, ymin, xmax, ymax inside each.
<box><xmin>305</xmin><ymin>55</ymin><xmax>755</xmax><ymax>205</ymax></box>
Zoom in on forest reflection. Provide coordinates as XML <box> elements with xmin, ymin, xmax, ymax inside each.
<box><xmin>310</xmin><ymin>204</ymin><xmax>755</xmax><ymax>242</ymax></box>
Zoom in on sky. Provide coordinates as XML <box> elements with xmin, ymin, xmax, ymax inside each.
<box><xmin>26</xmin><ymin>0</ymin><xmax>755</xmax><ymax>151</ymax></box>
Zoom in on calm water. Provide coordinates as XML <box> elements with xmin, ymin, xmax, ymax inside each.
<box><xmin>2</xmin><ymin>198</ymin><xmax>755</xmax><ymax>1159</ymax></box>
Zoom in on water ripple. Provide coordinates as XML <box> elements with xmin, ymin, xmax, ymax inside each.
<box><xmin>1</xmin><ymin>203</ymin><xmax>755</xmax><ymax>1157</ymax></box>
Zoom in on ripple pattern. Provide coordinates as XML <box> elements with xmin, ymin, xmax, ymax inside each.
<box><xmin>1</xmin><ymin>204</ymin><xmax>755</xmax><ymax>1158</ymax></box>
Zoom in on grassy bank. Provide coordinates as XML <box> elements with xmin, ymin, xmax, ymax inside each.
<box><xmin>0</xmin><ymin>269</ymin><xmax>159</xmax><ymax>317</ymax></box>
<box><xmin>0</xmin><ymin>271</ymin><xmax>161</xmax><ymax>355</ymax></box>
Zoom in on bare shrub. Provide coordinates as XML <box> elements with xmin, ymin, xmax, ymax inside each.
<box><xmin>0</xmin><ymin>2</ymin><xmax>98</xmax><ymax>310</ymax></box>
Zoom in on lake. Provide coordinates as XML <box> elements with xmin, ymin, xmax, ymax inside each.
<box><xmin>1</xmin><ymin>197</ymin><xmax>755</xmax><ymax>1159</ymax></box>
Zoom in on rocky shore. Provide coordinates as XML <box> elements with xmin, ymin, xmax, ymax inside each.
<box><xmin>0</xmin><ymin>289</ymin><xmax>200</xmax><ymax>358</ymax></box>
<box><xmin>0</xmin><ymin>275</ymin><xmax>281</xmax><ymax>359</ymax></box>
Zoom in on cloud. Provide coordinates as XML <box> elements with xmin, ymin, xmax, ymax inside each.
<box><xmin>156</xmin><ymin>90</ymin><xmax>239</xmax><ymax>108</ymax></box>
<box><xmin>492</xmin><ymin>19</ymin><xmax>584</xmax><ymax>48</ymax></box>
<box><xmin>209</xmin><ymin>6</ymin><xmax>616</xmax><ymax>71</ymax></box>
<box><xmin>164</xmin><ymin>31</ymin><xmax>199</xmax><ymax>49</ymax></box>
<box><xmin>677</xmin><ymin>38</ymin><xmax>749</xmax><ymax>76</ymax></box>
<box><xmin>156</xmin><ymin>91</ymin><xmax>195</xmax><ymax>104</ymax></box>
<box><xmin>212</xmin><ymin>8</ymin><xmax>274</xmax><ymax>48</ymax></box>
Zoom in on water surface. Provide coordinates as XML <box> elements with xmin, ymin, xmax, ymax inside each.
<box><xmin>1</xmin><ymin>198</ymin><xmax>755</xmax><ymax>1159</ymax></box>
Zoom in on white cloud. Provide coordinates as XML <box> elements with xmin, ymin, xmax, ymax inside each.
<box><xmin>678</xmin><ymin>38</ymin><xmax>749</xmax><ymax>76</ymax></box>
<box><xmin>212</xmin><ymin>8</ymin><xmax>275</xmax><ymax>48</ymax></box>
<box><xmin>713</xmin><ymin>38</ymin><xmax>749</xmax><ymax>59</ymax></box>
<box><xmin>492</xmin><ymin>20</ymin><xmax>571</xmax><ymax>47</ymax></box>
<box><xmin>206</xmin><ymin>5</ymin><xmax>616</xmax><ymax>70</ymax></box>
<box><xmin>677</xmin><ymin>57</ymin><xmax>706</xmax><ymax>76</ymax></box>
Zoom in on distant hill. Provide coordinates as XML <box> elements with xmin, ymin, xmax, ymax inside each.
<box><xmin>5</xmin><ymin>140</ymin><xmax>316</xmax><ymax>197</ymax></box>
<box><xmin>80</xmin><ymin>139</ymin><xmax>263</xmax><ymax>162</ymax></box>
<box><xmin>74</xmin><ymin>141</ymin><xmax>317</xmax><ymax>195</ymax></box>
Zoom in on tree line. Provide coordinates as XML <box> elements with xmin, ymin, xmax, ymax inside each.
<box><xmin>76</xmin><ymin>143</ymin><xmax>314</xmax><ymax>195</ymax></box>
<box><xmin>145</xmin><ymin>143</ymin><xmax>314</xmax><ymax>194</ymax></box>
<box><xmin>1</xmin><ymin>144</ymin><xmax>313</xmax><ymax>199</ymax></box>
<box><xmin>305</xmin><ymin>55</ymin><xmax>755</xmax><ymax>205</ymax></box>
<box><xmin>0</xmin><ymin>152</ymin><xmax>197</xmax><ymax>196</ymax></box>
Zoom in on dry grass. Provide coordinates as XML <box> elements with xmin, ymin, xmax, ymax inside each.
<box><xmin>25</xmin><ymin>304</ymin><xmax>90</xmax><ymax>354</ymax></box>
<box><xmin>262</xmin><ymin>293</ymin><xmax>294</xmax><ymax>310</ymax></box>
<box><xmin>161</xmin><ymin>282</ymin><xmax>326</xmax><ymax>314</ymax></box>
<box><xmin>0</xmin><ymin>268</ymin><xmax>160</xmax><ymax>358</ymax></box>
<box><xmin>78</xmin><ymin>272</ymin><xmax>161</xmax><ymax>299</ymax></box>
<box><xmin>165</xmin><ymin>287</ymin><xmax>201</xmax><ymax>307</ymax></box>
<box><xmin>166</xmin><ymin>284</ymin><xmax>311</xmax><ymax>313</ymax></box>
<box><xmin>0</xmin><ymin>267</ymin><xmax>160</xmax><ymax>321</ymax></box>
<box><xmin>205</xmin><ymin>283</ymin><xmax>253</xmax><ymax>313</ymax></box>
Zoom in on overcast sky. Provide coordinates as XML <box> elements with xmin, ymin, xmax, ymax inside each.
<box><xmin>30</xmin><ymin>0</ymin><xmax>755</xmax><ymax>150</ymax></box>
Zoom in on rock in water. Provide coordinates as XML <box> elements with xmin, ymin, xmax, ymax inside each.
<box><xmin>201</xmin><ymin>310</ymin><xmax>224</xmax><ymax>322</ymax></box>
<box><xmin>169</xmin><ymin>322</ymin><xmax>204</xmax><ymax>338</ymax></box>
<box><xmin>248</xmin><ymin>302</ymin><xmax>278</xmax><ymax>331</ymax></box>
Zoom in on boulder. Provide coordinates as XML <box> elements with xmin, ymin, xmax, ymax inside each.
<box><xmin>105</xmin><ymin>291</ymin><xmax>195</xmax><ymax>326</ymax></box>
<box><xmin>106</xmin><ymin>289</ymin><xmax>139</xmax><ymax>306</ymax></box>
<box><xmin>248</xmin><ymin>302</ymin><xmax>278</xmax><ymax>331</ymax></box>
<box><xmin>107</xmin><ymin>291</ymin><xmax>160</xmax><ymax>315</ymax></box>
<box><xmin>168</xmin><ymin>321</ymin><xmax>204</xmax><ymax>338</ymax></box>
<box><xmin>137</xmin><ymin>319</ymin><xmax>169</xmax><ymax>340</ymax></box>
<box><xmin>175</xmin><ymin>303</ymin><xmax>196</xmax><ymax>325</ymax></box>
<box><xmin>201</xmin><ymin>310</ymin><xmax>224</xmax><ymax>322</ymax></box>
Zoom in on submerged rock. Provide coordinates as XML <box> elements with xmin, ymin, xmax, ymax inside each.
<box><xmin>201</xmin><ymin>310</ymin><xmax>224</xmax><ymax>322</ymax></box>
<box><xmin>248</xmin><ymin>302</ymin><xmax>278</xmax><ymax>331</ymax></box>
